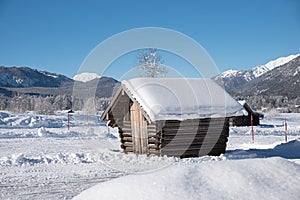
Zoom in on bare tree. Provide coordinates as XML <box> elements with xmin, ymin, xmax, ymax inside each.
<box><xmin>137</xmin><ymin>48</ymin><xmax>167</xmax><ymax>77</ymax></box>
<box><xmin>34</xmin><ymin>96</ymin><xmax>54</xmax><ymax>115</ymax></box>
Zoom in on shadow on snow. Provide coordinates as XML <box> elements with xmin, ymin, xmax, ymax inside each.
<box><xmin>226</xmin><ymin>139</ymin><xmax>300</xmax><ymax>159</ymax></box>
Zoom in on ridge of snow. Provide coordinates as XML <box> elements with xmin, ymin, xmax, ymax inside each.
<box><xmin>264</xmin><ymin>54</ymin><xmax>300</xmax><ymax>70</ymax></box>
<box><xmin>219</xmin><ymin>69</ymin><xmax>239</xmax><ymax>78</ymax></box>
<box><xmin>216</xmin><ymin>53</ymin><xmax>300</xmax><ymax>81</ymax></box>
<box><xmin>252</xmin><ymin>53</ymin><xmax>300</xmax><ymax>78</ymax></box>
<box><xmin>73</xmin><ymin>72</ymin><xmax>100</xmax><ymax>82</ymax></box>
<box><xmin>41</xmin><ymin>71</ymin><xmax>59</xmax><ymax>78</ymax></box>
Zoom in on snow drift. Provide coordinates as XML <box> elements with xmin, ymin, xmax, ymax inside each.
<box><xmin>74</xmin><ymin>157</ymin><xmax>300</xmax><ymax>200</ymax></box>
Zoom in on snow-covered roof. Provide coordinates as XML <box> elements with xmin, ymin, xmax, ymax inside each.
<box><xmin>238</xmin><ymin>100</ymin><xmax>252</xmax><ymax>115</ymax></box>
<box><xmin>238</xmin><ymin>100</ymin><xmax>263</xmax><ymax>116</ymax></box>
<box><xmin>238</xmin><ymin>100</ymin><xmax>246</xmax><ymax>106</ymax></box>
<box><xmin>122</xmin><ymin>78</ymin><xmax>245</xmax><ymax>121</ymax></box>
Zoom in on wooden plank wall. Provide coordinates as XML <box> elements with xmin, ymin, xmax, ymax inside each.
<box><xmin>139</xmin><ymin>111</ymin><xmax>148</xmax><ymax>154</ymax></box>
<box><xmin>130</xmin><ymin>103</ymin><xmax>140</xmax><ymax>153</ymax></box>
<box><xmin>130</xmin><ymin>103</ymin><xmax>148</xmax><ymax>154</ymax></box>
<box><xmin>119</xmin><ymin>103</ymin><xmax>149</xmax><ymax>154</ymax></box>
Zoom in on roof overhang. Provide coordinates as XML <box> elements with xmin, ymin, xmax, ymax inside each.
<box><xmin>100</xmin><ymin>84</ymin><xmax>152</xmax><ymax>123</ymax></box>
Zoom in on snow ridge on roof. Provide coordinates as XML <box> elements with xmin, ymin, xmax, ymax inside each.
<box><xmin>122</xmin><ymin>78</ymin><xmax>245</xmax><ymax>121</ymax></box>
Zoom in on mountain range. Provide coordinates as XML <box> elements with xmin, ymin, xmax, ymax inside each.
<box><xmin>213</xmin><ymin>54</ymin><xmax>300</xmax><ymax>96</ymax></box>
<box><xmin>0</xmin><ymin>66</ymin><xmax>73</xmax><ymax>88</ymax></box>
<box><xmin>0</xmin><ymin>66</ymin><xmax>119</xmax><ymax>98</ymax></box>
<box><xmin>233</xmin><ymin>55</ymin><xmax>300</xmax><ymax>97</ymax></box>
<box><xmin>1</xmin><ymin>53</ymin><xmax>300</xmax><ymax>112</ymax></box>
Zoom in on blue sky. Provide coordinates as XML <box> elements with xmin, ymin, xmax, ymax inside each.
<box><xmin>0</xmin><ymin>0</ymin><xmax>299</xmax><ymax>80</ymax></box>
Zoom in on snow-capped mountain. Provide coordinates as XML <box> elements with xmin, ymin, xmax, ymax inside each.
<box><xmin>252</xmin><ymin>54</ymin><xmax>300</xmax><ymax>78</ymax></box>
<box><xmin>0</xmin><ymin>66</ymin><xmax>73</xmax><ymax>88</ymax></box>
<box><xmin>236</xmin><ymin>55</ymin><xmax>300</xmax><ymax>97</ymax></box>
<box><xmin>214</xmin><ymin>53</ymin><xmax>300</xmax><ymax>92</ymax></box>
<box><xmin>73</xmin><ymin>72</ymin><xmax>100</xmax><ymax>82</ymax></box>
<box><xmin>0</xmin><ymin>66</ymin><xmax>119</xmax><ymax>99</ymax></box>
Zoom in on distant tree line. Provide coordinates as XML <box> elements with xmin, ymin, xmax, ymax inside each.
<box><xmin>0</xmin><ymin>94</ymin><xmax>110</xmax><ymax>115</ymax></box>
<box><xmin>235</xmin><ymin>95</ymin><xmax>300</xmax><ymax>113</ymax></box>
<box><xmin>2</xmin><ymin>93</ymin><xmax>299</xmax><ymax>115</ymax></box>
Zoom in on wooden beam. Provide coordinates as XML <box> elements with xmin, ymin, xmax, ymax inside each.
<box><xmin>100</xmin><ymin>86</ymin><xmax>123</xmax><ymax>121</ymax></box>
<box><xmin>120</xmin><ymin>136</ymin><xmax>133</xmax><ymax>142</ymax></box>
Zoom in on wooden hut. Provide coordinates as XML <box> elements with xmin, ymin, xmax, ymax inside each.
<box><xmin>230</xmin><ymin>101</ymin><xmax>264</xmax><ymax>126</ymax></box>
<box><xmin>101</xmin><ymin>78</ymin><xmax>244</xmax><ymax>158</ymax></box>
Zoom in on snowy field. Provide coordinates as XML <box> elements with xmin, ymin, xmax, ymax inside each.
<box><xmin>0</xmin><ymin>111</ymin><xmax>300</xmax><ymax>199</ymax></box>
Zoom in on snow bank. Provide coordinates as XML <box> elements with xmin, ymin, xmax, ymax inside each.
<box><xmin>0</xmin><ymin>152</ymin><xmax>100</xmax><ymax>167</ymax></box>
<box><xmin>74</xmin><ymin>138</ymin><xmax>300</xmax><ymax>200</ymax></box>
<box><xmin>0</xmin><ymin>112</ymin><xmax>103</xmax><ymax>129</ymax></box>
<box><xmin>0</xmin><ymin>112</ymin><xmax>67</xmax><ymax>128</ymax></box>
<box><xmin>74</xmin><ymin>157</ymin><xmax>300</xmax><ymax>200</ymax></box>
<box><xmin>227</xmin><ymin>139</ymin><xmax>300</xmax><ymax>159</ymax></box>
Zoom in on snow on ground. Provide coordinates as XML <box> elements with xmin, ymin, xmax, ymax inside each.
<box><xmin>0</xmin><ymin>111</ymin><xmax>300</xmax><ymax>199</ymax></box>
<box><xmin>75</xmin><ymin>157</ymin><xmax>300</xmax><ymax>200</ymax></box>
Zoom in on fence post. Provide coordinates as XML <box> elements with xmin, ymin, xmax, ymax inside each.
<box><xmin>68</xmin><ymin>112</ymin><xmax>70</xmax><ymax>131</ymax></box>
<box><xmin>68</xmin><ymin>110</ymin><xmax>74</xmax><ymax>131</ymax></box>
<box><xmin>284</xmin><ymin>118</ymin><xmax>288</xmax><ymax>142</ymax></box>
<box><xmin>251</xmin><ymin>115</ymin><xmax>254</xmax><ymax>143</ymax></box>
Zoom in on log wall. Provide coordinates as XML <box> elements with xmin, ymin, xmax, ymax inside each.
<box><xmin>119</xmin><ymin>121</ymin><xmax>159</xmax><ymax>154</ymax></box>
<box><xmin>119</xmin><ymin>121</ymin><xmax>133</xmax><ymax>153</ymax></box>
<box><xmin>157</xmin><ymin>118</ymin><xmax>229</xmax><ymax>158</ymax></box>
<box><xmin>119</xmin><ymin>118</ymin><xmax>229</xmax><ymax>158</ymax></box>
